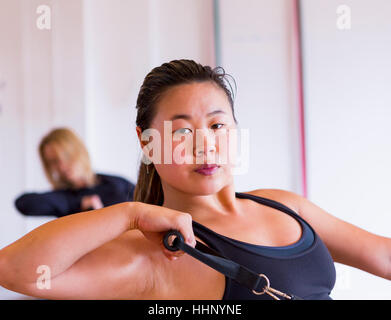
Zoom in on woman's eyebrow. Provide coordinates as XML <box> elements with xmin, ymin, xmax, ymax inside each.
<box><xmin>170</xmin><ymin>110</ymin><xmax>226</xmax><ymax>121</ymax></box>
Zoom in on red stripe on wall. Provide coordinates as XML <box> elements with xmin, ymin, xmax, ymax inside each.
<box><xmin>292</xmin><ymin>0</ymin><xmax>308</xmax><ymax>198</ymax></box>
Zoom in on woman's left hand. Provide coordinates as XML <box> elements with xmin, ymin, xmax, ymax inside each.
<box><xmin>81</xmin><ymin>194</ymin><xmax>104</xmax><ymax>211</ymax></box>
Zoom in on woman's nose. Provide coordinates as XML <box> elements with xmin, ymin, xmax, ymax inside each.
<box><xmin>193</xmin><ymin>129</ymin><xmax>217</xmax><ymax>158</ymax></box>
<box><xmin>194</xmin><ymin>145</ymin><xmax>216</xmax><ymax>157</ymax></box>
<box><xmin>57</xmin><ymin>160</ymin><xmax>70</xmax><ymax>174</ymax></box>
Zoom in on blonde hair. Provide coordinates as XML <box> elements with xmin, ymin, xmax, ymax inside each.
<box><xmin>39</xmin><ymin>128</ymin><xmax>96</xmax><ymax>189</ymax></box>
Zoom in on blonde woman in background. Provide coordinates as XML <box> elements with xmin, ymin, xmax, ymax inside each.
<box><xmin>15</xmin><ymin>128</ymin><xmax>135</xmax><ymax>217</ymax></box>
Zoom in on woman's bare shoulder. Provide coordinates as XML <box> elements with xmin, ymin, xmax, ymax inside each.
<box><xmin>64</xmin><ymin>230</ymin><xmax>163</xmax><ymax>299</ymax></box>
<box><xmin>243</xmin><ymin>188</ymin><xmax>302</xmax><ymax>214</ymax></box>
<box><xmin>104</xmin><ymin>230</ymin><xmax>225</xmax><ymax>299</ymax></box>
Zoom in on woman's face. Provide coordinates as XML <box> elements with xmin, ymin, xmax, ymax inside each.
<box><xmin>43</xmin><ymin>143</ymin><xmax>85</xmax><ymax>188</ymax></box>
<box><xmin>139</xmin><ymin>81</ymin><xmax>237</xmax><ymax>196</ymax></box>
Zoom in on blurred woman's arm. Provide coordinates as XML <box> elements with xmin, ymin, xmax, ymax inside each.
<box><xmin>14</xmin><ymin>191</ymin><xmax>82</xmax><ymax>217</ymax></box>
<box><xmin>92</xmin><ymin>174</ymin><xmax>135</xmax><ymax>206</ymax></box>
<box><xmin>14</xmin><ymin>175</ymin><xmax>136</xmax><ymax>217</ymax></box>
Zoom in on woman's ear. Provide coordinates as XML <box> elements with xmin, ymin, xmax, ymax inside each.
<box><xmin>137</xmin><ymin>125</ymin><xmax>163</xmax><ymax>167</ymax></box>
<box><xmin>136</xmin><ymin>126</ymin><xmax>146</xmax><ymax>148</ymax></box>
<box><xmin>136</xmin><ymin>126</ymin><xmax>142</xmax><ymax>139</ymax></box>
<box><xmin>136</xmin><ymin>126</ymin><xmax>153</xmax><ymax>164</ymax></box>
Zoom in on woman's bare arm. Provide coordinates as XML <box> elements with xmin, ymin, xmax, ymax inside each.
<box><xmin>0</xmin><ymin>201</ymin><xmax>196</xmax><ymax>299</ymax></box>
<box><xmin>258</xmin><ymin>189</ymin><xmax>391</xmax><ymax>280</ymax></box>
<box><xmin>1</xmin><ymin>203</ymin><xmax>135</xmax><ymax>285</ymax></box>
<box><xmin>297</xmin><ymin>193</ymin><xmax>391</xmax><ymax>280</ymax></box>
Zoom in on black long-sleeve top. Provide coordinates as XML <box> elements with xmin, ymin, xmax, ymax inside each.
<box><xmin>14</xmin><ymin>174</ymin><xmax>135</xmax><ymax>217</ymax></box>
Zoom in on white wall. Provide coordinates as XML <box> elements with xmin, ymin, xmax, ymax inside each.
<box><xmin>0</xmin><ymin>0</ymin><xmax>86</xmax><ymax>299</ymax></box>
<box><xmin>0</xmin><ymin>0</ymin><xmax>25</xmax><ymax>246</ymax></box>
<box><xmin>301</xmin><ymin>0</ymin><xmax>391</xmax><ymax>299</ymax></box>
<box><xmin>83</xmin><ymin>0</ymin><xmax>216</xmax><ymax>184</ymax></box>
<box><xmin>0</xmin><ymin>4</ymin><xmax>27</xmax><ymax>300</ymax></box>
<box><xmin>19</xmin><ymin>0</ymin><xmax>85</xmax><ymax>193</ymax></box>
<box><xmin>218</xmin><ymin>0</ymin><xmax>304</xmax><ymax>194</ymax></box>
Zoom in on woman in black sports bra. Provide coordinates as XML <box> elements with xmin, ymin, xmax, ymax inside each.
<box><xmin>1</xmin><ymin>60</ymin><xmax>390</xmax><ymax>300</ymax></box>
<box><xmin>191</xmin><ymin>192</ymin><xmax>335</xmax><ymax>300</ymax></box>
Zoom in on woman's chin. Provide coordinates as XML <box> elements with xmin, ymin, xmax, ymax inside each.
<box><xmin>189</xmin><ymin>181</ymin><xmax>226</xmax><ymax>196</ymax></box>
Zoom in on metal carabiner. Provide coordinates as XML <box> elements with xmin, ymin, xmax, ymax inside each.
<box><xmin>252</xmin><ymin>274</ymin><xmax>294</xmax><ymax>300</ymax></box>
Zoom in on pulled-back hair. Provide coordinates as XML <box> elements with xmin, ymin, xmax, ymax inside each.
<box><xmin>134</xmin><ymin>59</ymin><xmax>237</xmax><ymax>205</ymax></box>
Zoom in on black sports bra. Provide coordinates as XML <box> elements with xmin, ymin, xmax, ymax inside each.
<box><xmin>191</xmin><ymin>192</ymin><xmax>336</xmax><ymax>300</ymax></box>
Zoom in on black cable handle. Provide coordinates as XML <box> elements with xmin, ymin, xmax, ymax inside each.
<box><xmin>163</xmin><ymin>230</ymin><xmax>303</xmax><ymax>300</ymax></box>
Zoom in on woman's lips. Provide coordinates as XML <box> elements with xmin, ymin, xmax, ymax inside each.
<box><xmin>194</xmin><ymin>164</ymin><xmax>220</xmax><ymax>176</ymax></box>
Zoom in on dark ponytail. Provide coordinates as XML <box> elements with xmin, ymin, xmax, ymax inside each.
<box><xmin>133</xmin><ymin>59</ymin><xmax>237</xmax><ymax>205</ymax></box>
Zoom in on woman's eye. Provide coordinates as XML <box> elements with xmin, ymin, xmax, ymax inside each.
<box><xmin>174</xmin><ymin>128</ymin><xmax>192</xmax><ymax>134</ymax></box>
<box><xmin>211</xmin><ymin>123</ymin><xmax>225</xmax><ymax>130</ymax></box>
